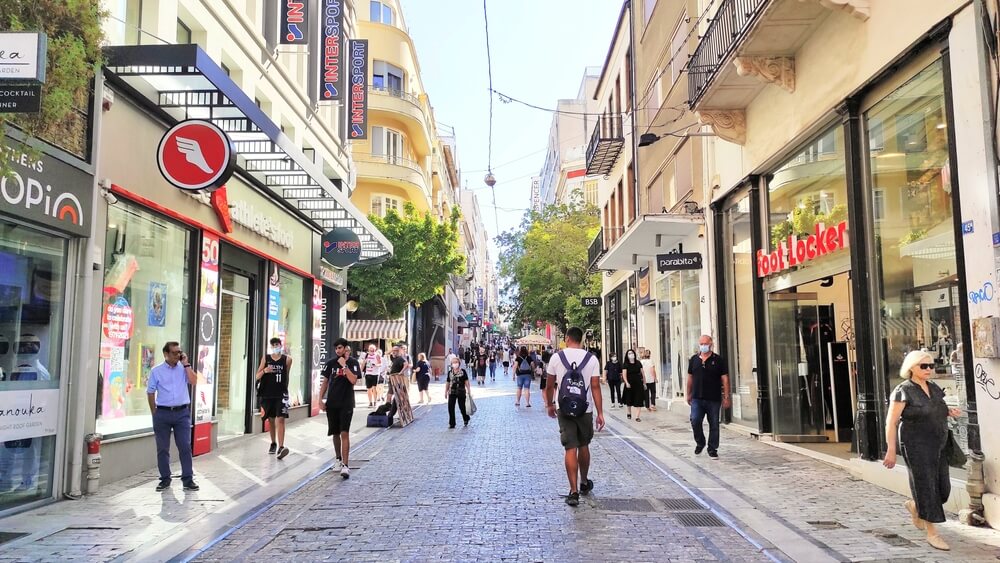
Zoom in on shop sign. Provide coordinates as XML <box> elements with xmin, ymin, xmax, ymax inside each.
<box><xmin>0</xmin><ymin>388</ymin><xmax>59</xmax><ymax>443</ymax></box>
<box><xmin>0</xmin><ymin>32</ymin><xmax>47</xmax><ymax>83</ymax></box>
<box><xmin>157</xmin><ymin>120</ymin><xmax>236</xmax><ymax>192</ymax></box>
<box><xmin>102</xmin><ymin>297</ymin><xmax>134</xmax><ymax>342</ymax></box>
<box><xmin>637</xmin><ymin>267</ymin><xmax>652</xmax><ymax>305</ymax></box>
<box><xmin>531</xmin><ymin>177</ymin><xmax>541</xmax><ymax>212</ymax></box>
<box><xmin>581</xmin><ymin>297</ymin><xmax>601</xmax><ymax>307</ymax></box>
<box><xmin>0</xmin><ymin>141</ymin><xmax>92</xmax><ymax>237</ymax></box>
<box><xmin>195</xmin><ymin>233</ymin><xmax>220</xmax><ymax>437</ymax></box>
<box><xmin>279</xmin><ymin>0</ymin><xmax>309</xmax><ymax>45</ymax></box>
<box><xmin>656</xmin><ymin>252</ymin><xmax>703</xmax><ymax>272</ymax></box>
<box><xmin>348</xmin><ymin>39</ymin><xmax>368</xmax><ymax>139</ymax></box>
<box><xmin>318</xmin><ymin>264</ymin><xmax>347</xmax><ymax>289</ymax></box>
<box><xmin>756</xmin><ymin>221</ymin><xmax>848</xmax><ymax>277</ymax></box>
<box><xmin>0</xmin><ymin>83</ymin><xmax>41</xmax><ymax>113</ymax></box>
<box><xmin>319</xmin><ymin>0</ymin><xmax>344</xmax><ymax>102</ymax></box>
<box><xmin>311</xmin><ymin>280</ymin><xmax>323</xmax><ymax>417</ymax></box>
<box><xmin>320</xmin><ymin>227</ymin><xmax>361</xmax><ymax>267</ymax></box>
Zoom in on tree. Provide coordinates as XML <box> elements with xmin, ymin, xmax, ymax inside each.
<box><xmin>348</xmin><ymin>203</ymin><xmax>465</xmax><ymax>319</ymax></box>
<box><xmin>497</xmin><ymin>197</ymin><xmax>601</xmax><ymax>335</ymax></box>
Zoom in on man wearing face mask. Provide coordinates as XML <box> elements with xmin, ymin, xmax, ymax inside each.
<box><xmin>320</xmin><ymin>338</ymin><xmax>361</xmax><ymax>478</ymax></box>
<box><xmin>686</xmin><ymin>335</ymin><xmax>731</xmax><ymax>459</ymax></box>
<box><xmin>255</xmin><ymin>337</ymin><xmax>292</xmax><ymax>459</ymax></box>
<box><xmin>603</xmin><ymin>353</ymin><xmax>623</xmax><ymax>408</ymax></box>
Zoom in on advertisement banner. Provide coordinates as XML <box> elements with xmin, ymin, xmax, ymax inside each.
<box><xmin>0</xmin><ymin>388</ymin><xmax>59</xmax><ymax>442</ymax></box>
<box><xmin>194</xmin><ymin>232</ymin><xmax>221</xmax><ymax>454</ymax></box>
<box><xmin>318</xmin><ymin>0</ymin><xmax>344</xmax><ymax>103</ymax></box>
<box><xmin>348</xmin><ymin>39</ymin><xmax>368</xmax><ymax>140</ymax></box>
<box><xmin>311</xmin><ymin>280</ymin><xmax>323</xmax><ymax>417</ymax></box>
<box><xmin>637</xmin><ymin>267</ymin><xmax>652</xmax><ymax>305</ymax></box>
<box><xmin>279</xmin><ymin>0</ymin><xmax>309</xmax><ymax>45</ymax></box>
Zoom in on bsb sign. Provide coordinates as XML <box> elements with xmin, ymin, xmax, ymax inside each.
<box><xmin>756</xmin><ymin>221</ymin><xmax>849</xmax><ymax>277</ymax></box>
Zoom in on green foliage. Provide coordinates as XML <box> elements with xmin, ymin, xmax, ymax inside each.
<box><xmin>497</xmin><ymin>198</ymin><xmax>601</xmax><ymax>334</ymax></box>
<box><xmin>348</xmin><ymin>203</ymin><xmax>465</xmax><ymax>319</ymax></box>
<box><xmin>0</xmin><ymin>0</ymin><xmax>106</xmax><ymax>165</ymax></box>
<box><xmin>770</xmin><ymin>197</ymin><xmax>848</xmax><ymax>248</ymax></box>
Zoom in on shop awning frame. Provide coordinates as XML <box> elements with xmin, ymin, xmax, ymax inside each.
<box><xmin>597</xmin><ymin>213</ymin><xmax>704</xmax><ymax>271</ymax></box>
<box><xmin>102</xmin><ymin>44</ymin><xmax>392</xmax><ymax>264</ymax></box>
<box><xmin>345</xmin><ymin>319</ymin><xmax>408</xmax><ymax>342</ymax></box>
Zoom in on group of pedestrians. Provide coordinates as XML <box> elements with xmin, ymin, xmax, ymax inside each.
<box><xmin>602</xmin><ymin>349</ymin><xmax>658</xmax><ymax>421</ymax></box>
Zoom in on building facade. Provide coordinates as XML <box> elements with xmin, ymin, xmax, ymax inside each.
<box><xmin>538</xmin><ymin>70</ymin><xmax>601</xmax><ymax>209</ymax></box>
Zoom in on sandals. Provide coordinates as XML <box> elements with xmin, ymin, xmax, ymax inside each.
<box><xmin>905</xmin><ymin>500</ymin><xmax>926</xmax><ymax>530</ymax></box>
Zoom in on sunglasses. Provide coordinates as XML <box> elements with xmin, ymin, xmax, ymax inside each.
<box><xmin>918</xmin><ymin>363</ymin><xmax>935</xmax><ymax>370</ymax></box>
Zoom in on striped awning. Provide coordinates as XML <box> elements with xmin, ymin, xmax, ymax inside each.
<box><xmin>345</xmin><ymin>319</ymin><xmax>407</xmax><ymax>342</ymax></box>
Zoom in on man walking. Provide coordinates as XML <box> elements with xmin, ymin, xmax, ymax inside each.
<box><xmin>545</xmin><ymin>327</ymin><xmax>604</xmax><ymax>507</ymax></box>
<box><xmin>686</xmin><ymin>335</ymin><xmax>731</xmax><ymax>459</ymax></box>
<box><xmin>254</xmin><ymin>337</ymin><xmax>291</xmax><ymax>459</ymax></box>
<box><xmin>320</xmin><ymin>338</ymin><xmax>360</xmax><ymax>478</ymax></box>
<box><xmin>147</xmin><ymin>341</ymin><xmax>199</xmax><ymax>491</ymax></box>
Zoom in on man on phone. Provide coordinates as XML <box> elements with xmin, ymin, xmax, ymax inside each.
<box><xmin>255</xmin><ymin>337</ymin><xmax>292</xmax><ymax>459</ymax></box>
<box><xmin>320</xmin><ymin>338</ymin><xmax>360</xmax><ymax>478</ymax></box>
<box><xmin>147</xmin><ymin>341</ymin><xmax>198</xmax><ymax>492</ymax></box>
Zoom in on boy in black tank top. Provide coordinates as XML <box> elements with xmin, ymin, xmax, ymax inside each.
<box><xmin>255</xmin><ymin>337</ymin><xmax>293</xmax><ymax>459</ymax></box>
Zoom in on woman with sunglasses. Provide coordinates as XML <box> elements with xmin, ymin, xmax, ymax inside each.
<box><xmin>883</xmin><ymin>350</ymin><xmax>962</xmax><ymax>551</ymax></box>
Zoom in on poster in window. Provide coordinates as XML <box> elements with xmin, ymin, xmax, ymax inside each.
<box><xmin>102</xmin><ymin>347</ymin><xmax>126</xmax><ymax>419</ymax></box>
<box><xmin>138</xmin><ymin>344</ymin><xmax>155</xmax><ymax>389</ymax></box>
<box><xmin>148</xmin><ymin>282</ymin><xmax>167</xmax><ymax>327</ymax></box>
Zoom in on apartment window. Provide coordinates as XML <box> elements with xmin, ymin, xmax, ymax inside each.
<box><xmin>370</xmin><ymin>1</ymin><xmax>394</xmax><ymax>25</ymax></box>
<box><xmin>583</xmin><ymin>180</ymin><xmax>598</xmax><ymax>207</ymax></box>
<box><xmin>603</xmin><ymin>204</ymin><xmax>610</xmax><ymax>246</ymax></box>
<box><xmin>627</xmin><ymin>161</ymin><xmax>636</xmax><ymax>224</ymax></box>
<box><xmin>646</xmin><ymin>174</ymin><xmax>664</xmax><ymax>214</ymax></box>
<box><xmin>371</xmin><ymin>194</ymin><xmax>402</xmax><ymax>218</ymax></box>
<box><xmin>373</xmin><ymin>61</ymin><xmax>404</xmax><ymax>92</ymax></box>
<box><xmin>616</xmin><ymin>180</ymin><xmax>625</xmax><ymax>240</ymax></box>
<box><xmin>371</xmin><ymin>126</ymin><xmax>405</xmax><ymax>163</ymax></box>
<box><xmin>625</xmin><ymin>51</ymin><xmax>633</xmax><ymax>111</ymax></box>
<box><xmin>644</xmin><ymin>0</ymin><xmax>657</xmax><ymax>24</ymax></box>
<box><xmin>176</xmin><ymin>19</ymin><xmax>192</xmax><ymax>44</ymax></box>
<box><xmin>670</xmin><ymin>16</ymin><xmax>688</xmax><ymax>85</ymax></box>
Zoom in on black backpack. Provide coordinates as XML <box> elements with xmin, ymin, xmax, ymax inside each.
<box><xmin>557</xmin><ymin>351</ymin><xmax>593</xmax><ymax>417</ymax></box>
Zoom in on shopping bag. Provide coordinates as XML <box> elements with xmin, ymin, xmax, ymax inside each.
<box><xmin>466</xmin><ymin>394</ymin><xmax>477</xmax><ymax>416</ymax></box>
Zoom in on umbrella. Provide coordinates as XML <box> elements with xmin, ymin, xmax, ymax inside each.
<box><xmin>515</xmin><ymin>334</ymin><xmax>551</xmax><ymax>346</ymax></box>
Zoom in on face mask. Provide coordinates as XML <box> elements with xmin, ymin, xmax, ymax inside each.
<box><xmin>699</xmin><ymin>344</ymin><xmax>711</xmax><ymax>354</ymax></box>
<box><xmin>452</xmin><ymin>363</ymin><xmax>460</xmax><ymax>370</ymax></box>
<box><xmin>270</xmin><ymin>346</ymin><xmax>282</xmax><ymax>355</ymax></box>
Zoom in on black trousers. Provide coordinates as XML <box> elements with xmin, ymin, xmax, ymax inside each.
<box><xmin>645</xmin><ymin>382</ymin><xmax>656</xmax><ymax>407</ymax></box>
<box><xmin>448</xmin><ymin>394</ymin><xmax>470</xmax><ymax>427</ymax></box>
<box><xmin>608</xmin><ymin>381</ymin><xmax>623</xmax><ymax>404</ymax></box>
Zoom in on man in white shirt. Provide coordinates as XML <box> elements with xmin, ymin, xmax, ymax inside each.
<box><xmin>544</xmin><ymin>327</ymin><xmax>604</xmax><ymax>507</ymax></box>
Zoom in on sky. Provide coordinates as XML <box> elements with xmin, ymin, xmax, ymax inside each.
<box><xmin>403</xmin><ymin>0</ymin><xmax>623</xmax><ymax>258</ymax></box>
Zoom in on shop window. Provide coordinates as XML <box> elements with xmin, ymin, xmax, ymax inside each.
<box><xmin>722</xmin><ymin>194</ymin><xmax>757</xmax><ymax>423</ymax></box>
<box><xmin>276</xmin><ymin>271</ymin><xmax>307</xmax><ymax>407</ymax></box>
<box><xmin>370</xmin><ymin>0</ymin><xmax>394</xmax><ymax>25</ymax></box>
<box><xmin>97</xmin><ymin>202</ymin><xmax>194</xmax><ymax>437</ymax></box>
<box><xmin>865</xmin><ymin>59</ymin><xmax>967</xmax><ymax>454</ymax></box>
<box><xmin>656</xmin><ymin>270</ymin><xmax>700</xmax><ymax>402</ymax></box>
<box><xmin>371</xmin><ymin>194</ymin><xmax>402</xmax><ymax>218</ymax></box>
<box><xmin>0</xmin><ymin>221</ymin><xmax>66</xmax><ymax>510</ymax></box>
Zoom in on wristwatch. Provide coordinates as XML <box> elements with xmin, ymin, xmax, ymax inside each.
<box><xmin>183</xmin><ymin>364</ymin><xmax>192</xmax><ymax>369</ymax></box>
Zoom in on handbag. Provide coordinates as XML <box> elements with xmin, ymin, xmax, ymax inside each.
<box><xmin>466</xmin><ymin>394</ymin><xmax>477</xmax><ymax>416</ymax></box>
<box><xmin>946</xmin><ymin>429</ymin><xmax>967</xmax><ymax>467</ymax></box>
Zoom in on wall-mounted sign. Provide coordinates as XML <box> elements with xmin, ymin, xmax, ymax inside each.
<box><xmin>0</xmin><ymin>139</ymin><xmax>92</xmax><ymax>237</ymax></box>
<box><xmin>157</xmin><ymin>120</ymin><xmax>235</xmax><ymax>192</ymax></box>
<box><xmin>280</xmin><ymin>0</ymin><xmax>310</xmax><ymax>45</ymax></box>
<box><xmin>656</xmin><ymin>252</ymin><xmax>703</xmax><ymax>272</ymax></box>
<box><xmin>0</xmin><ymin>83</ymin><xmax>41</xmax><ymax>113</ymax></box>
<box><xmin>756</xmin><ymin>221</ymin><xmax>848</xmax><ymax>277</ymax></box>
<box><xmin>637</xmin><ymin>267</ymin><xmax>652</xmax><ymax>305</ymax></box>
<box><xmin>348</xmin><ymin>39</ymin><xmax>368</xmax><ymax>139</ymax></box>
<box><xmin>194</xmin><ymin>232</ymin><xmax>221</xmax><ymax>455</ymax></box>
<box><xmin>531</xmin><ymin>177</ymin><xmax>541</xmax><ymax>212</ymax></box>
<box><xmin>0</xmin><ymin>32</ymin><xmax>47</xmax><ymax>83</ymax></box>
<box><xmin>321</xmin><ymin>227</ymin><xmax>361</xmax><ymax>267</ymax></box>
<box><xmin>0</xmin><ymin>388</ymin><xmax>59</xmax><ymax>443</ymax></box>
<box><xmin>319</xmin><ymin>0</ymin><xmax>344</xmax><ymax>102</ymax></box>
<box><xmin>318</xmin><ymin>264</ymin><xmax>347</xmax><ymax>289</ymax></box>
<box><xmin>581</xmin><ymin>297</ymin><xmax>601</xmax><ymax>307</ymax></box>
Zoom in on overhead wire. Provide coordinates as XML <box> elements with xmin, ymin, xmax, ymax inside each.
<box><xmin>482</xmin><ymin>0</ymin><xmax>501</xmax><ymax>238</ymax></box>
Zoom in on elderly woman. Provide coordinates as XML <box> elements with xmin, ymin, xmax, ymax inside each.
<box><xmin>883</xmin><ymin>350</ymin><xmax>962</xmax><ymax>551</ymax></box>
<box><xmin>414</xmin><ymin>352</ymin><xmax>432</xmax><ymax>405</ymax></box>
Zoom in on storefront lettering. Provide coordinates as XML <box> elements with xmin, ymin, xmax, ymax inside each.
<box><xmin>185</xmin><ymin>192</ymin><xmax>294</xmax><ymax>249</ymax></box>
<box><xmin>102</xmin><ymin>297</ymin><xmax>134</xmax><ymax>342</ymax></box>
<box><xmin>0</xmin><ymin>166</ymin><xmax>84</xmax><ymax>229</ymax></box>
<box><xmin>756</xmin><ymin>221</ymin><xmax>849</xmax><ymax>277</ymax></box>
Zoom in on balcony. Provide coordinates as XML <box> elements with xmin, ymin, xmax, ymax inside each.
<box><xmin>368</xmin><ymin>86</ymin><xmax>432</xmax><ymax>155</ymax></box>
<box><xmin>587</xmin><ymin>228</ymin><xmax>605</xmax><ymax>272</ymax></box>
<box><xmin>585</xmin><ymin>114</ymin><xmax>625</xmax><ymax>176</ymax></box>
<box><xmin>354</xmin><ymin>152</ymin><xmax>432</xmax><ymax>208</ymax></box>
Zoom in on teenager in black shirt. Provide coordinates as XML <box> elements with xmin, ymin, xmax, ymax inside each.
<box><xmin>320</xmin><ymin>338</ymin><xmax>361</xmax><ymax>478</ymax></box>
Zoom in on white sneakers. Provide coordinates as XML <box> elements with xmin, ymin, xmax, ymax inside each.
<box><xmin>340</xmin><ymin>465</ymin><xmax>351</xmax><ymax>479</ymax></box>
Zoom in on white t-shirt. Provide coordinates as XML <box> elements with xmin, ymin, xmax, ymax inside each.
<box><xmin>641</xmin><ymin>358</ymin><xmax>656</xmax><ymax>383</ymax></box>
<box><xmin>546</xmin><ymin>348</ymin><xmax>601</xmax><ymax>414</ymax></box>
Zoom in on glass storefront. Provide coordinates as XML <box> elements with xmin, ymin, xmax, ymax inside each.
<box><xmin>723</xmin><ymin>194</ymin><xmax>758</xmax><ymax>424</ymax></box>
<box><xmin>97</xmin><ymin>201</ymin><xmax>194</xmax><ymax>436</ymax></box>
<box><xmin>277</xmin><ymin>270</ymin><xmax>307</xmax><ymax>407</ymax></box>
<box><xmin>656</xmin><ymin>270</ymin><xmax>701</xmax><ymax>401</ymax></box>
<box><xmin>0</xmin><ymin>221</ymin><xmax>66</xmax><ymax>510</ymax></box>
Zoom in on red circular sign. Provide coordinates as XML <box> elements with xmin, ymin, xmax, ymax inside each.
<box><xmin>157</xmin><ymin>120</ymin><xmax>235</xmax><ymax>192</ymax></box>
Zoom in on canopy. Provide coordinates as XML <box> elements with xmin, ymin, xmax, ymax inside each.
<box><xmin>515</xmin><ymin>334</ymin><xmax>551</xmax><ymax>346</ymax></box>
<box><xmin>345</xmin><ymin>319</ymin><xmax>407</xmax><ymax>342</ymax></box>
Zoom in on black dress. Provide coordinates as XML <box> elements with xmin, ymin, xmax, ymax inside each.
<box><xmin>890</xmin><ymin>379</ymin><xmax>950</xmax><ymax>523</ymax></box>
<box><xmin>623</xmin><ymin>361</ymin><xmax>645</xmax><ymax>407</ymax></box>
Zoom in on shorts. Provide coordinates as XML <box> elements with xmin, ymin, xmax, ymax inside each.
<box><xmin>557</xmin><ymin>411</ymin><xmax>594</xmax><ymax>450</ymax></box>
<box><xmin>417</xmin><ymin>377</ymin><xmax>430</xmax><ymax>391</ymax></box>
<box><xmin>260</xmin><ymin>395</ymin><xmax>289</xmax><ymax>419</ymax></box>
<box><xmin>365</xmin><ymin>375</ymin><xmax>379</xmax><ymax>389</ymax></box>
<box><xmin>516</xmin><ymin>374</ymin><xmax>532</xmax><ymax>389</ymax></box>
<box><xmin>502</xmin><ymin>361</ymin><xmax>510</xmax><ymax>368</ymax></box>
<box><xmin>540</xmin><ymin>375</ymin><xmax>547</xmax><ymax>390</ymax></box>
<box><xmin>326</xmin><ymin>407</ymin><xmax>354</xmax><ymax>436</ymax></box>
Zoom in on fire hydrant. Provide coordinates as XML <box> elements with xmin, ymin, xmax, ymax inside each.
<box><xmin>84</xmin><ymin>433</ymin><xmax>102</xmax><ymax>495</ymax></box>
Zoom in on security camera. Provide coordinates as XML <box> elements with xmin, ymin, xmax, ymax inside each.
<box><xmin>99</xmin><ymin>182</ymin><xmax>118</xmax><ymax>205</ymax></box>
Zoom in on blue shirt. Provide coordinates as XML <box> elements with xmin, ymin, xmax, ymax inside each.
<box><xmin>147</xmin><ymin>361</ymin><xmax>191</xmax><ymax>407</ymax></box>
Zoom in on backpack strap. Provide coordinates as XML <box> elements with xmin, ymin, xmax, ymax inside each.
<box><xmin>577</xmin><ymin>352</ymin><xmax>593</xmax><ymax>371</ymax></box>
<box><xmin>558</xmin><ymin>351</ymin><xmax>573</xmax><ymax>371</ymax></box>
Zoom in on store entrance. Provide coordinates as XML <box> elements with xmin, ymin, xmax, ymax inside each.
<box><xmin>767</xmin><ymin>272</ymin><xmax>856</xmax><ymax>445</ymax></box>
<box><xmin>217</xmin><ymin>267</ymin><xmax>258</xmax><ymax>439</ymax></box>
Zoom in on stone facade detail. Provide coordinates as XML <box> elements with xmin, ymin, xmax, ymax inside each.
<box><xmin>697</xmin><ymin>110</ymin><xmax>747</xmax><ymax>145</ymax></box>
<box><xmin>798</xmin><ymin>0</ymin><xmax>871</xmax><ymax>21</ymax></box>
<box><xmin>734</xmin><ymin>56</ymin><xmax>796</xmax><ymax>93</ymax></box>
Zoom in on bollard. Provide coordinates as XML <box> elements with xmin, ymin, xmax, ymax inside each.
<box><xmin>84</xmin><ymin>433</ymin><xmax>102</xmax><ymax>495</ymax></box>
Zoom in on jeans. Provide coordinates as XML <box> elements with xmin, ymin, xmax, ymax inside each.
<box><xmin>153</xmin><ymin>407</ymin><xmax>194</xmax><ymax>482</ymax></box>
<box><xmin>448</xmin><ymin>394</ymin><xmax>470</xmax><ymax>427</ymax></box>
<box><xmin>645</xmin><ymin>382</ymin><xmax>657</xmax><ymax>408</ymax></box>
<box><xmin>608</xmin><ymin>381</ymin><xmax>623</xmax><ymax>404</ymax></box>
<box><xmin>690</xmin><ymin>399</ymin><xmax>722</xmax><ymax>452</ymax></box>
<box><xmin>489</xmin><ymin>364</ymin><xmax>496</xmax><ymax>378</ymax></box>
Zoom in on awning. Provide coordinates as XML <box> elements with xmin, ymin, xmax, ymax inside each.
<box><xmin>345</xmin><ymin>319</ymin><xmax>407</xmax><ymax>342</ymax></box>
<box><xmin>102</xmin><ymin>44</ymin><xmax>392</xmax><ymax>264</ymax></box>
<box><xmin>597</xmin><ymin>214</ymin><xmax>704</xmax><ymax>271</ymax></box>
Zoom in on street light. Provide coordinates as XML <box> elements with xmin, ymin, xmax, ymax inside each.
<box><xmin>638</xmin><ymin>130</ymin><xmax>717</xmax><ymax>147</ymax></box>
<box><xmin>484</xmin><ymin>172</ymin><xmax>497</xmax><ymax>187</ymax></box>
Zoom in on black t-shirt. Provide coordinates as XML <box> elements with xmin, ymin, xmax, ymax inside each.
<box><xmin>322</xmin><ymin>355</ymin><xmax>361</xmax><ymax>409</ymax></box>
<box><xmin>415</xmin><ymin>360</ymin><xmax>431</xmax><ymax>380</ymax></box>
<box><xmin>477</xmin><ymin>353</ymin><xmax>487</xmax><ymax>368</ymax></box>
<box><xmin>687</xmin><ymin>353</ymin><xmax>729</xmax><ymax>401</ymax></box>
<box><xmin>389</xmin><ymin>355</ymin><xmax>406</xmax><ymax>375</ymax></box>
<box><xmin>258</xmin><ymin>355</ymin><xmax>289</xmax><ymax>398</ymax></box>
<box><xmin>604</xmin><ymin>361</ymin><xmax>622</xmax><ymax>381</ymax></box>
<box><xmin>447</xmin><ymin>368</ymin><xmax>469</xmax><ymax>396</ymax></box>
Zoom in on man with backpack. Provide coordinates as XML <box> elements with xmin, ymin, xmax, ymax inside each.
<box><xmin>514</xmin><ymin>346</ymin><xmax>534</xmax><ymax>407</ymax></box>
<box><xmin>544</xmin><ymin>327</ymin><xmax>604</xmax><ymax>507</ymax></box>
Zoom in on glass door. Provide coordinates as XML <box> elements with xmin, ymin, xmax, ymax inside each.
<box><xmin>767</xmin><ymin>292</ymin><xmax>825</xmax><ymax>440</ymax></box>
<box><xmin>217</xmin><ymin>271</ymin><xmax>253</xmax><ymax>439</ymax></box>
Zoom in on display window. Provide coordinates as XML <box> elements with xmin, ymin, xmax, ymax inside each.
<box><xmin>723</xmin><ymin>194</ymin><xmax>758</xmax><ymax>423</ymax></box>
<box><xmin>276</xmin><ymin>270</ymin><xmax>307</xmax><ymax>407</ymax></box>
<box><xmin>96</xmin><ymin>201</ymin><xmax>194</xmax><ymax>436</ymax></box>
<box><xmin>655</xmin><ymin>270</ymin><xmax>701</xmax><ymax>401</ymax></box>
<box><xmin>0</xmin><ymin>220</ymin><xmax>66</xmax><ymax>510</ymax></box>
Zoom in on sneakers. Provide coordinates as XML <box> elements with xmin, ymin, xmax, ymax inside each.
<box><xmin>580</xmin><ymin>479</ymin><xmax>594</xmax><ymax>496</ymax></box>
<box><xmin>155</xmin><ymin>479</ymin><xmax>171</xmax><ymax>491</ymax></box>
<box><xmin>332</xmin><ymin>458</ymin><xmax>342</xmax><ymax>470</ymax></box>
<box><xmin>464</xmin><ymin>418</ymin><xmax>470</xmax><ymax>426</ymax></box>
<box><xmin>565</xmin><ymin>492</ymin><xmax>580</xmax><ymax>506</ymax></box>
<box><xmin>182</xmin><ymin>480</ymin><xmax>200</xmax><ymax>491</ymax></box>
<box><xmin>695</xmin><ymin>445</ymin><xmax>705</xmax><ymax>455</ymax></box>
<box><xmin>268</xmin><ymin>443</ymin><xmax>277</xmax><ymax>455</ymax></box>
<box><xmin>340</xmin><ymin>465</ymin><xmax>351</xmax><ymax>479</ymax></box>
<box><xmin>277</xmin><ymin>446</ymin><xmax>290</xmax><ymax>460</ymax></box>
<box><xmin>708</xmin><ymin>450</ymin><xmax>719</xmax><ymax>459</ymax></box>
<box><xmin>635</xmin><ymin>417</ymin><xmax>641</xmax><ymax>422</ymax></box>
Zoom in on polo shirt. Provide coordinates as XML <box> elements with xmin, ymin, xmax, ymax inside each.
<box><xmin>147</xmin><ymin>361</ymin><xmax>191</xmax><ymax>407</ymax></box>
<box><xmin>687</xmin><ymin>352</ymin><xmax>728</xmax><ymax>401</ymax></box>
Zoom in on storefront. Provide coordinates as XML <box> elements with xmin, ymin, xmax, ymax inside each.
<box><xmin>0</xmin><ymin>137</ymin><xmax>95</xmax><ymax>513</ymax></box>
<box><xmin>714</xmin><ymin>48</ymin><xmax>971</xmax><ymax>461</ymax></box>
<box><xmin>654</xmin><ymin>260</ymin><xmax>703</xmax><ymax>405</ymax></box>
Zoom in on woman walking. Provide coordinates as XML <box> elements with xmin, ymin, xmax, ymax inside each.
<box><xmin>622</xmin><ymin>349</ymin><xmax>645</xmax><ymax>421</ymax></box>
<box><xmin>883</xmin><ymin>350</ymin><xmax>962</xmax><ymax>551</ymax></box>
<box><xmin>514</xmin><ymin>346</ymin><xmax>533</xmax><ymax>407</ymax></box>
<box><xmin>414</xmin><ymin>352</ymin><xmax>432</xmax><ymax>404</ymax></box>
<box><xmin>641</xmin><ymin>349</ymin><xmax>658</xmax><ymax>411</ymax></box>
<box><xmin>488</xmin><ymin>350</ymin><xmax>497</xmax><ymax>381</ymax></box>
<box><xmin>444</xmin><ymin>356</ymin><xmax>472</xmax><ymax>428</ymax></box>
<box><xmin>502</xmin><ymin>347</ymin><xmax>511</xmax><ymax>376</ymax></box>
<box><xmin>361</xmin><ymin>345</ymin><xmax>383</xmax><ymax>408</ymax></box>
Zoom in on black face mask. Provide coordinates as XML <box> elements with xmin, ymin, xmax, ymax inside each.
<box><xmin>16</xmin><ymin>340</ymin><xmax>40</xmax><ymax>355</ymax></box>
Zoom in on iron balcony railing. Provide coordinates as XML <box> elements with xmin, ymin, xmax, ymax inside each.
<box><xmin>585</xmin><ymin>113</ymin><xmax>626</xmax><ymax>176</ymax></box>
<box><xmin>687</xmin><ymin>0</ymin><xmax>770</xmax><ymax>109</ymax></box>
<box><xmin>369</xmin><ymin>85</ymin><xmax>423</xmax><ymax>107</ymax></box>
<box><xmin>587</xmin><ymin>227</ymin><xmax>605</xmax><ymax>271</ymax></box>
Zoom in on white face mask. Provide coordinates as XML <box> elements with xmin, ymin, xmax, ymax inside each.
<box><xmin>270</xmin><ymin>346</ymin><xmax>282</xmax><ymax>355</ymax></box>
<box><xmin>451</xmin><ymin>363</ymin><xmax>461</xmax><ymax>371</ymax></box>
<box><xmin>699</xmin><ymin>344</ymin><xmax>711</xmax><ymax>354</ymax></box>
